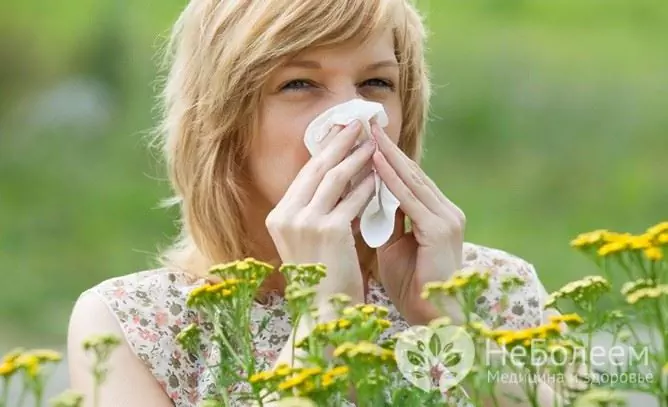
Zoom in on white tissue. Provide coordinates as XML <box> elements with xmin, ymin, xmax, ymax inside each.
<box><xmin>303</xmin><ymin>99</ymin><xmax>400</xmax><ymax>248</ymax></box>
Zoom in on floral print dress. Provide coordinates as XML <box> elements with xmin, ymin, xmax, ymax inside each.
<box><xmin>88</xmin><ymin>242</ymin><xmax>548</xmax><ymax>406</ymax></box>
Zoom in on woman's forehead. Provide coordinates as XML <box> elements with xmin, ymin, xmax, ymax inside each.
<box><xmin>287</xmin><ymin>31</ymin><xmax>396</xmax><ymax>65</ymax></box>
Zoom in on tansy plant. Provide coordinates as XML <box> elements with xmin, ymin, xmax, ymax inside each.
<box><xmin>177</xmin><ymin>259</ymin><xmax>459</xmax><ymax>406</ymax></box>
<box><xmin>0</xmin><ymin>334</ymin><xmax>120</xmax><ymax>407</ymax></box>
<box><xmin>1</xmin><ymin>220</ymin><xmax>665</xmax><ymax>407</ymax></box>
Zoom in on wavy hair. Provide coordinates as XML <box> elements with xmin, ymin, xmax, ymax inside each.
<box><xmin>155</xmin><ymin>0</ymin><xmax>432</xmax><ymax>277</ymax></box>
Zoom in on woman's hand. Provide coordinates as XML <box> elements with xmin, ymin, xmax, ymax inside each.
<box><xmin>266</xmin><ymin>120</ymin><xmax>376</xmax><ymax>306</ymax></box>
<box><xmin>370</xmin><ymin>122</ymin><xmax>466</xmax><ymax>326</ymax></box>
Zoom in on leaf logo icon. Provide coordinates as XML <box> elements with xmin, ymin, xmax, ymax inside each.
<box><xmin>394</xmin><ymin>325</ymin><xmax>475</xmax><ymax>394</ymax></box>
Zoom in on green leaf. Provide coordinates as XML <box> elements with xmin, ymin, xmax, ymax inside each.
<box><xmin>443</xmin><ymin>351</ymin><xmax>462</xmax><ymax>367</ymax></box>
<box><xmin>407</xmin><ymin>350</ymin><xmax>426</xmax><ymax>366</ymax></box>
<box><xmin>429</xmin><ymin>333</ymin><xmax>442</xmax><ymax>356</ymax></box>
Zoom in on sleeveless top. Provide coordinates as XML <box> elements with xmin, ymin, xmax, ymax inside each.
<box><xmin>87</xmin><ymin>242</ymin><xmax>547</xmax><ymax>406</ymax></box>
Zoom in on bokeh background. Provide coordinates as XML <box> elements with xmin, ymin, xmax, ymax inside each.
<box><xmin>1</xmin><ymin>0</ymin><xmax>666</xmax><ymax>349</ymax></box>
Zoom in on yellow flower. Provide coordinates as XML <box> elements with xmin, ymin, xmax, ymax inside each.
<box><xmin>285</xmin><ymin>286</ymin><xmax>316</xmax><ymax>302</ymax></box>
<box><xmin>543</xmin><ymin>293</ymin><xmax>558</xmax><ymax>308</ymax></box>
<box><xmin>420</xmin><ymin>269</ymin><xmax>490</xmax><ymax>298</ymax></box>
<box><xmin>491</xmin><ymin>322</ymin><xmax>563</xmax><ymax>347</ymax></box>
<box><xmin>0</xmin><ymin>361</ymin><xmax>16</xmax><ymax>377</ymax></box>
<box><xmin>626</xmin><ymin>285</ymin><xmax>668</xmax><ymax>305</ymax></box>
<box><xmin>49</xmin><ymin>390</ymin><xmax>85</xmax><ymax>407</ymax></box>
<box><xmin>620</xmin><ymin>279</ymin><xmax>655</xmax><ymax>296</ymax></box>
<box><xmin>602</xmin><ymin>231</ymin><xmax>633</xmax><ymax>243</ymax></box>
<box><xmin>658</xmin><ymin>233</ymin><xmax>668</xmax><ymax>245</ymax></box>
<box><xmin>15</xmin><ymin>354</ymin><xmax>40</xmax><ymax>378</ymax></box>
<box><xmin>82</xmin><ymin>334</ymin><xmax>121</xmax><ymax>352</ymax></box>
<box><xmin>627</xmin><ymin>234</ymin><xmax>653</xmax><ymax>250</ymax></box>
<box><xmin>249</xmin><ymin>371</ymin><xmax>274</xmax><ymax>383</ymax></box>
<box><xmin>378</xmin><ymin>319</ymin><xmax>391</xmax><ymax>329</ymax></box>
<box><xmin>644</xmin><ymin>246</ymin><xmax>663</xmax><ymax>261</ymax></box>
<box><xmin>278</xmin><ymin>373</ymin><xmax>309</xmax><ymax>391</ymax></box>
<box><xmin>361</xmin><ymin>305</ymin><xmax>376</xmax><ymax>315</ymax></box>
<box><xmin>30</xmin><ymin>349</ymin><xmax>62</xmax><ymax>363</ymax></box>
<box><xmin>355</xmin><ymin>304</ymin><xmax>389</xmax><ymax>317</ymax></box>
<box><xmin>315</xmin><ymin>365</ymin><xmax>349</xmax><ymax>389</ymax></box>
<box><xmin>570</xmin><ymin>229</ymin><xmax>608</xmax><ymax>248</ymax></box>
<box><xmin>329</xmin><ymin>365</ymin><xmax>349</xmax><ymax>376</ymax></box>
<box><xmin>337</xmin><ymin>319</ymin><xmax>352</xmax><ymax>329</ymax></box>
<box><xmin>546</xmin><ymin>275</ymin><xmax>610</xmax><ymax>306</ymax></box>
<box><xmin>647</xmin><ymin>221</ymin><xmax>668</xmax><ymax>237</ymax></box>
<box><xmin>334</xmin><ymin>341</ymin><xmax>394</xmax><ymax>361</ymax></box>
<box><xmin>549</xmin><ymin>313</ymin><xmax>584</xmax><ymax>326</ymax></box>
<box><xmin>597</xmin><ymin>241</ymin><xmax>627</xmax><ymax>256</ymax></box>
<box><xmin>277</xmin><ymin>367</ymin><xmax>322</xmax><ymax>392</ymax></box>
<box><xmin>1</xmin><ymin>348</ymin><xmax>24</xmax><ymax>364</ymax></box>
<box><xmin>275</xmin><ymin>363</ymin><xmax>293</xmax><ymax>377</ymax></box>
<box><xmin>328</xmin><ymin>293</ymin><xmax>352</xmax><ymax>306</ymax></box>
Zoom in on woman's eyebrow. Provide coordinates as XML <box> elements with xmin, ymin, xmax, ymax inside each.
<box><xmin>282</xmin><ymin>59</ymin><xmax>399</xmax><ymax>70</ymax></box>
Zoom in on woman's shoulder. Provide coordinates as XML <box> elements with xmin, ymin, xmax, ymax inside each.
<box><xmin>462</xmin><ymin>241</ymin><xmax>538</xmax><ymax>279</ymax></box>
<box><xmin>72</xmin><ymin>268</ymin><xmax>209</xmax><ymax>404</ymax></box>
<box><xmin>82</xmin><ymin>267</ymin><xmax>206</xmax><ymax>345</ymax></box>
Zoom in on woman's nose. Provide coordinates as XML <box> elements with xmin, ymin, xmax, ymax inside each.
<box><xmin>328</xmin><ymin>84</ymin><xmax>364</xmax><ymax>107</ymax></box>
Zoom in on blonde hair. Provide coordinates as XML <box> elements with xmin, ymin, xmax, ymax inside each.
<box><xmin>156</xmin><ymin>0</ymin><xmax>432</xmax><ymax>277</ymax></box>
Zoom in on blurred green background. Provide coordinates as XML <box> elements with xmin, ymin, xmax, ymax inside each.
<box><xmin>1</xmin><ymin>0</ymin><xmax>666</xmax><ymax>345</ymax></box>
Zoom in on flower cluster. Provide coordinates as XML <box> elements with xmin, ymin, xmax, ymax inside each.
<box><xmin>570</xmin><ymin>221</ymin><xmax>667</xmax><ymax>261</ymax></box>
<box><xmin>625</xmin><ymin>284</ymin><xmax>668</xmax><ymax>305</ymax></box>
<box><xmin>0</xmin><ymin>349</ymin><xmax>62</xmax><ymax>379</ymax></box>
<box><xmin>249</xmin><ymin>364</ymin><xmax>349</xmax><ymax>397</ymax></box>
<box><xmin>187</xmin><ymin>258</ymin><xmax>275</xmax><ymax>308</ymax></box>
<box><xmin>4</xmin><ymin>220</ymin><xmax>668</xmax><ymax>407</ymax></box>
<box><xmin>421</xmin><ymin>268</ymin><xmax>491</xmax><ymax>299</ymax></box>
<box><xmin>1</xmin><ymin>334</ymin><xmax>120</xmax><ymax>407</ymax></box>
<box><xmin>544</xmin><ymin>275</ymin><xmax>611</xmax><ymax>308</ymax></box>
<box><xmin>486</xmin><ymin>319</ymin><xmax>564</xmax><ymax>347</ymax></box>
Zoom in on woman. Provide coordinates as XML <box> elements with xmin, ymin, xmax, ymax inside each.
<box><xmin>68</xmin><ymin>0</ymin><xmax>562</xmax><ymax>405</ymax></box>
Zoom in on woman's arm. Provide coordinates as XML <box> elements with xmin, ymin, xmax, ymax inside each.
<box><xmin>67</xmin><ymin>291</ymin><xmax>174</xmax><ymax>407</ymax></box>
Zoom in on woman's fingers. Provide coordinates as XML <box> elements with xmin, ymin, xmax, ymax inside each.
<box><xmin>331</xmin><ymin>172</ymin><xmax>376</xmax><ymax>221</ymax></box>
<box><xmin>370</xmin><ymin>123</ymin><xmax>443</xmax><ymax>214</ymax></box>
<box><xmin>372</xmin><ymin>149</ymin><xmax>433</xmax><ymax>225</ymax></box>
<box><xmin>371</xmin><ymin>123</ymin><xmax>464</xmax><ymax>222</ymax></box>
<box><xmin>281</xmin><ymin>121</ymin><xmax>363</xmax><ymax>209</ymax></box>
<box><xmin>309</xmin><ymin>139</ymin><xmax>376</xmax><ymax>213</ymax></box>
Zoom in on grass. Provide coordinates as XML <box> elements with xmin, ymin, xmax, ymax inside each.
<box><xmin>0</xmin><ymin>0</ymin><xmax>666</xmax><ymax>344</ymax></box>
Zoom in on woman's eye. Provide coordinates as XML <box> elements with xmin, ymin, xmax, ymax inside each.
<box><xmin>360</xmin><ymin>78</ymin><xmax>395</xmax><ymax>90</ymax></box>
<box><xmin>280</xmin><ymin>79</ymin><xmax>313</xmax><ymax>92</ymax></box>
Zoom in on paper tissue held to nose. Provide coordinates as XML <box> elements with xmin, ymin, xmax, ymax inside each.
<box><xmin>303</xmin><ymin>98</ymin><xmax>400</xmax><ymax>248</ymax></box>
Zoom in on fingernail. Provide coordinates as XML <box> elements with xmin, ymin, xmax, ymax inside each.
<box><xmin>349</xmin><ymin>120</ymin><xmax>361</xmax><ymax>131</ymax></box>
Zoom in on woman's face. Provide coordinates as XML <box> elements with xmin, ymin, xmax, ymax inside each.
<box><xmin>248</xmin><ymin>30</ymin><xmax>402</xmax><ymax>211</ymax></box>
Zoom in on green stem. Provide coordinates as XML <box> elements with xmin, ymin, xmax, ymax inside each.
<box><xmin>33</xmin><ymin>386</ymin><xmax>42</xmax><ymax>407</ymax></box>
<box><xmin>0</xmin><ymin>377</ymin><xmax>9</xmax><ymax>407</ymax></box>
<box><xmin>16</xmin><ymin>384</ymin><xmax>26</xmax><ymax>407</ymax></box>
<box><xmin>93</xmin><ymin>369</ymin><xmax>102</xmax><ymax>407</ymax></box>
<box><xmin>210</xmin><ymin>307</ymin><xmax>245</xmax><ymax>369</ymax></box>
<box><xmin>291</xmin><ymin>314</ymin><xmax>302</xmax><ymax>367</ymax></box>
